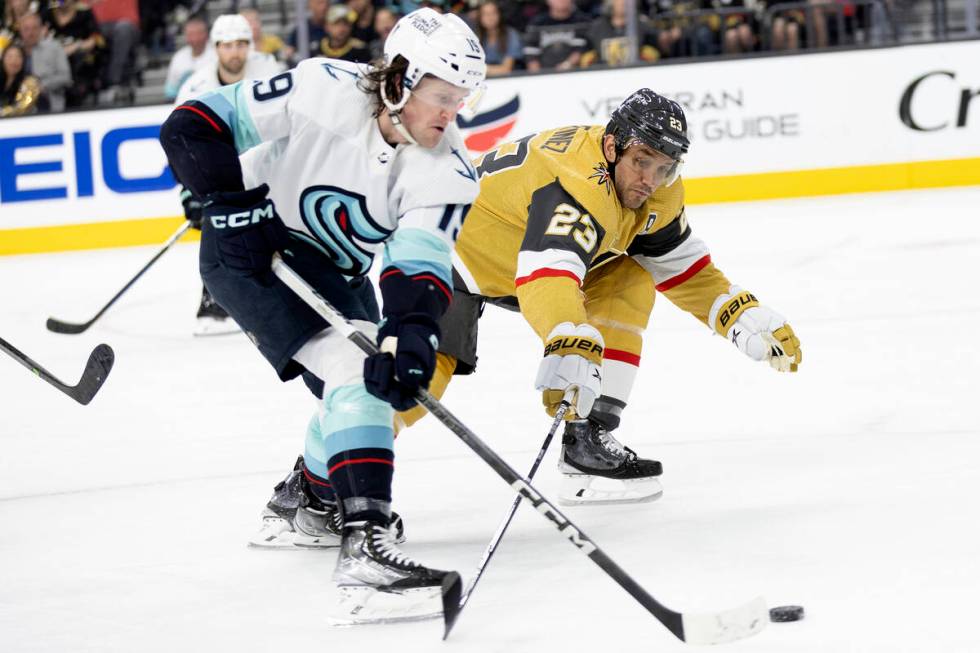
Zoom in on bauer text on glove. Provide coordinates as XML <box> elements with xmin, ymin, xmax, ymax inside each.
<box><xmin>708</xmin><ymin>286</ymin><xmax>802</xmax><ymax>372</ymax></box>
<box><xmin>535</xmin><ymin>322</ymin><xmax>604</xmax><ymax>418</ymax></box>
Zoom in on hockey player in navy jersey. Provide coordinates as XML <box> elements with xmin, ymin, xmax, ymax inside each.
<box><xmin>160</xmin><ymin>8</ymin><xmax>486</xmax><ymax>620</ymax></box>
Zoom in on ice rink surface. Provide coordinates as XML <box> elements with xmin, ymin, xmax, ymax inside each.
<box><xmin>2</xmin><ymin>186</ymin><xmax>979</xmax><ymax>653</ymax></box>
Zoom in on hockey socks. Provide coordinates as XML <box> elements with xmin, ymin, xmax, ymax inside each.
<box><xmin>326</xmin><ymin>448</ymin><xmax>394</xmax><ymax>523</ymax></box>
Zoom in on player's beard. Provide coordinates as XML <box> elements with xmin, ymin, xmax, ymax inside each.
<box><xmin>620</xmin><ymin>187</ymin><xmax>651</xmax><ymax>210</ymax></box>
<box><xmin>219</xmin><ymin>57</ymin><xmax>246</xmax><ymax>77</ymax></box>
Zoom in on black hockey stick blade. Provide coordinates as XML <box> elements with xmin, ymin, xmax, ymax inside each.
<box><xmin>0</xmin><ymin>338</ymin><xmax>114</xmax><ymax>405</ymax></box>
<box><xmin>46</xmin><ymin>221</ymin><xmax>192</xmax><ymax>335</ymax></box>
<box><xmin>67</xmin><ymin>343</ymin><xmax>115</xmax><ymax>404</ymax></box>
<box><xmin>444</xmin><ymin>400</ymin><xmax>571</xmax><ymax>640</ymax></box>
<box><xmin>441</xmin><ymin>572</ymin><xmax>463</xmax><ymax>639</ymax></box>
<box><xmin>46</xmin><ymin>315</ymin><xmax>94</xmax><ymax>334</ymax></box>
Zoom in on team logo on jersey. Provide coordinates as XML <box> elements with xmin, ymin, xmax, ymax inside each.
<box><xmin>588</xmin><ymin>163</ymin><xmax>612</xmax><ymax>195</ymax></box>
<box><xmin>299</xmin><ymin>186</ymin><xmax>391</xmax><ymax>275</ymax></box>
<box><xmin>457</xmin><ymin>95</ymin><xmax>520</xmax><ymax>153</ymax></box>
<box><xmin>451</xmin><ymin>148</ymin><xmax>476</xmax><ymax>182</ymax></box>
<box><xmin>643</xmin><ymin>212</ymin><xmax>658</xmax><ymax>233</ymax></box>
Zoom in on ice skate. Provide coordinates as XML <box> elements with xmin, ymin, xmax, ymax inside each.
<box><xmin>194</xmin><ymin>286</ymin><xmax>239</xmax><ymax>337</ymax></box>
<box><xmin>248</xmin><ymin>459</ymin><xmax>404</xmax><ymax>549</ymax></box>
<box><xmin>329</xmin><ymin>520</ymin><xmax>459</xmax><ymax>626</ymax></box>
<box><xmin>558</xmin><ymin>418</ymin><xmax>664</xmax><ymax>505</ymax></box>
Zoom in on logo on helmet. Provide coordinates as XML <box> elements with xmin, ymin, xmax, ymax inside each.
<box><xmin>409</xmin><ymin>14</ymin><xmax>441</xmax><ymax>36</ymax></box>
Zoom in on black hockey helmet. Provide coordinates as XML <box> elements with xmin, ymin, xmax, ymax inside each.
<box><xmin>605</xmin><ymin>89</ymin><xmax>689</xmax><ymax>163</ymax></box>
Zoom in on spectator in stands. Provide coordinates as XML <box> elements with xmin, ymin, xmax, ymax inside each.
<box><xmin>91</xmin><ymin>0</ymin><xmax>140</xmax><ymax>105</ymax></box>
<box><xmin>475</xmin><ymin>0</ymin><xmax>522</xmax><ymax>76</ymax></box>
<box><xmin>44</xmin><ymin>0</ymin><xmax>105</xmax><ymax>107</ymax></box>
<box><xmin>1</xmin><ymin>42</ymin><xmax>43</xmax><ymax>115</ymax></box>
<box><xmin>649</xmin><ymin>0</ymin><xmax>717</xmax><ymax>58</ymax></box>
<box><xmin>523</xmin><ymin>0</ymin><xmax>591</xmax><ymax>72</ymax></box>
<box><xmin>1</xmin><ymin>0</ymin><xmax>38</xmax><ymax>50</ymax></box>
<box><xmin>580</xmin><ymin>0</ymin><xmax>658</xmax><ymax>66</ymax></box>
<box><xmin>320</xmin><ymin>3</ymin><xmax>370</xmax><ymax>62</ymax></box>
<box><xmin>710</xmin><ymin>0</ymin><xmax>758</xmax><ymax>54</ymax></box>
<box><xmin>239</xmin><ymin>7</ymin><xmax>285</xmax><ymax>61</ymax></box>
<box><xmin>368</xmin><ymin>6</ymin><xmax>397</xmax><ymax>59</ymax></box>
<box><xmin>163</xmin><ymin>15</ymin><xmax>213</xmax><ymax>100</ymax></box>
<box><xmin>285</xmin><ymin>0</ymin><xmax>328</xmax><ymax>63</ymax></box>
<box><xmin>16</xmin><ymin>11</ymin><xmax>70</xmax><ymax>111</ymax></box>
<box><xmin>346</xmin><ymin>0</ymin><xmax>377</xmax><ymax>43</ymax></box>
<box><xmin>765</xmin><ymin>1</ymin><xmax>804</xmax><ymax>50</ymax></box>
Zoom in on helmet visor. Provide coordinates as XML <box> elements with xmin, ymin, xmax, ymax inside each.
<box><xmin>410</xmin><ymin>78</ymin><xmax>486</xmax><ymax>118</ymax></box>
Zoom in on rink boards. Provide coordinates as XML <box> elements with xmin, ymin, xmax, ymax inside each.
<box><xmin>1</xmin><ymin>39</ymin><xmax>978</xmax><ymax>254</ymax></box>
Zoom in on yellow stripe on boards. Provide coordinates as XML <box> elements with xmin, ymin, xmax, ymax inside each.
<box><xmin>685</xmin><ymin>157</ymin><xmax>980</xmax><ymax>204</ymax></box>
<box><xmin>2</xmin><ymin>156</ymin><xmax>980</xmax><ymax>255</ymax></box>
<box><xmin>0</xmin><ymin>216</ymin><xmax>198</xmax><ymax>256</ymax></box>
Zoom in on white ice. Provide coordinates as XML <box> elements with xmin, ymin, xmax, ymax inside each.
<box><xmin>2</xmin><ymin>186</ymin><xmax>979</xmax><ymax>653</ymax></box>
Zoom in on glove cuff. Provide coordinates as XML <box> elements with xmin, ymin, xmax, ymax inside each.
<box><xmin>378</xmin><ymin>312</ymin><xmax>441</xmax><ymax>346</ymax></box>
<box><xmin>708</xmin><ymin>286</ymin><xmax>759</xmax><ymax>336</ymax></box>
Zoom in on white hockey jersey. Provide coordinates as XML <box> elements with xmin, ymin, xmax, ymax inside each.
<box><xmin>192</xmin><ymin>58</ymin><xmax>478</xmax><ymax>289</ymax></box>
<box><xmin>175</xmin><ymin>52</ymin><xmax>284</xmax><ymax>105</ymax></box>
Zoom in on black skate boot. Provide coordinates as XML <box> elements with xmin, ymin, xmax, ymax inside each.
<box><xmin>194</xmin><ymin>285</ymin><xmax>238</xmax><ymax>337</ymax></box>
<box><xmin>558</xmin><ymin>418</ymin><xmax>663</xmax><ymax>505</ymax></box>
<box><xmin>249</xmin><ymin>457</ymin><xmax>405</xmax><ymax>548</ymax></box>
<box><xmin>330</xmin><ymin>520</ymin><xmax>455</xmax><ymax>625</ymax></box>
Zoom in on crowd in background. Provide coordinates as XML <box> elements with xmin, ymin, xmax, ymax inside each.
<box><xmin>1</xmin><ymin>0</ymin><xmax>898</xmax><ymax>117</ymax></box>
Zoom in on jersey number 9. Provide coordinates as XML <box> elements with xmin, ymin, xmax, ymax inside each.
<box><xmin>252</xmin><ymin>72</ymin><xmax>294</xmax><ymax>102</ymax></box>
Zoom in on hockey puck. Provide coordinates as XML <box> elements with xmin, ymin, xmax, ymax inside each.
<box><xmin>769</xmin><ymin>605</ymin><xmax>805</xmax><ymax>622</ymax></box>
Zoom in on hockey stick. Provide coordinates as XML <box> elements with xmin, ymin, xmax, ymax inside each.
<box><xmin>0</xmin><ymin>336</ymin><xmax>114</xmax><ymax>405</ymax></box>
<box><xmin>46</xmin><ymin>221</ymin><xmax>193</xmax><ymax>334</ymax></box>
<box><xmin>443</xmin><ymin>397</ymin><xmax>571</xmax><ymax>639</ymax></box>
<box><xmin>270</xmin><ymin>254</ymin><xmax>768</xmax><ymax>645</ymax></box>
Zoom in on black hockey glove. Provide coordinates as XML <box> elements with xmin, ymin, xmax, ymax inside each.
<box><xmin>180</xmin><ymin>187</ymin><xmax>203</xmax><ymax>229</ymax></box>
<box><xmin>203</xmin><ymin>184</ymin><xmax>290</xmax><ymax>280</ymax></box>
<box><xmin>363</xmin><ymin>313</ymin><xmax>440</xmax><ymax>411</ymax></box>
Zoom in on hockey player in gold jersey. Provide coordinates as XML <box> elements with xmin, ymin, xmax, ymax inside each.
<box><xmin>397</xmin><ymin>88</ymin><xmax>801</xmax><ymax>505</ymax></box>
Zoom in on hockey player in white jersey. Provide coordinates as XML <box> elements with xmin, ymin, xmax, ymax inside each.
<box><xmin>175</xmin><ymin>13</ymin><xmax>284</xmax><ymax>336</ymax></box>
<box><xmin>175</xmin><ymin>14</ymin><xmax>284</xmax><ymax>105</ymax></box>
<box><xmin>160</xmin><ymin>8</ymin><xmax>486</xmax><ymax>621</ymax></box>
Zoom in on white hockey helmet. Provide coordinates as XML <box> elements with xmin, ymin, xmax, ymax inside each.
<box><xmin>382</xmin><ymin>8</ymin><xmax>486</xmax><ymax>111</ymax></box>
<box><xmin>210</xmin><ymin>14</ymin><xmax>253</xmax><ymax>45</ymax></box>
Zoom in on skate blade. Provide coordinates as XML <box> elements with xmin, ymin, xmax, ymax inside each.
<box><xmin>193</xmin><ymin>316</ymin><xmax>241</xmax><ymax>337</ymax></box>
<box><xmin>558</xmin><ymin>474</ymin><xmax>664</xmax><ymax>506</ymax></box>
<box><xmin>328</xmin><ymin>585</ymin><xmax>445</xmax><ymax>626</ymax></box>
<box><xmin>247</xmin><ymin>518</ymin><xmax>340</xmax><ymax>549</ymax></box>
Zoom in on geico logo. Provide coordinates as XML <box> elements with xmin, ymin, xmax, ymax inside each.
<box><xmin>543</xmin><ymin>337</ymin><xmax>603</xmax><ymax>357</ymax></box>
<box><xmin>210</xmin><ymin>204</ymin><xmax>274</xmax><ymax>228</ymax></box>
<box><xmin>0</xmin><ymin>125</ymin><xmax>176</xmax><ymax>204</ymax></box>
<box><xmin>718</xmin><ymin>292</ymin><xmax>757</xmax><ymax>328</ymax></box>
<box><xmin>899</xmin><ymin>70</ymin><xmax>980</xmax><ymax>132</ymax></box>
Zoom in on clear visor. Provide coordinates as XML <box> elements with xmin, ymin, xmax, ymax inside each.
<box><xmin>410</xmin><ymin>80</ymin><xmax>486</xmax><ymax>119</ymax></box>
<box><xmin>663</xmin><ymin>159</ymin><xmax>683</xmax><ymax>187</ymax></box>
<box><xmin>626</xmin><ymin>137</ymin><xmax>684</xmax><ymax>188</ymax></box>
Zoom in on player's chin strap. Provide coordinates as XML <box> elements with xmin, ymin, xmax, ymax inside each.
<box><xmin>381</xmin><ymin>83</ymin><xmax>418</xmax><ymax>146</ymax></box>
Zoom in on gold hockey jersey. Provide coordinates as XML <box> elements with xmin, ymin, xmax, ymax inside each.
<box><xmin>455</xmin><ymin>125</ymin><xmax>733</xmax><ymax>342</ymax></box>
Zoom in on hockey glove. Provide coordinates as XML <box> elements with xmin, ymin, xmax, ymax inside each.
<box><xmin>180</xmin><ymin>187</ymin><xmax>203</xmax><ymax>229</ymax></box>
<box><xmin>709</xmin><ymin>286</ymin><xmax>802</xmax><ymax>372</ymax></box>
<box><xmin>534</xmin><ymin>322</ymin><xmax>604</xmax><ymax>419</ymax></box>
<box><xmin>203</xmin><ymin>184</ymin><xmax>290</xmax><ymax>280</ymax></box>
<box><xmin>364</xmin><ymin>313</ymin><xmax>441</xmax><ymax>411</ymax></box>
